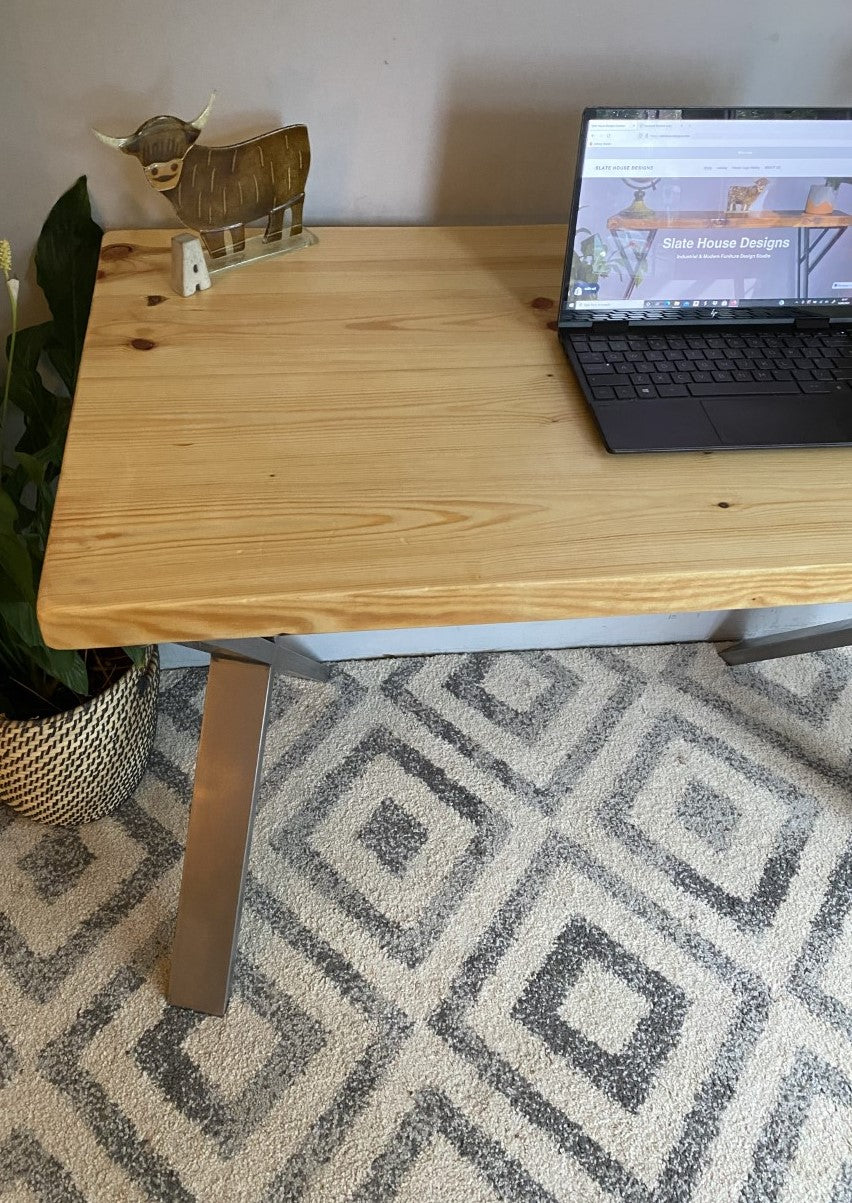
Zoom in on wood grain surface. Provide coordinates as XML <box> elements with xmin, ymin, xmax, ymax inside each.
<box><xmin>38</xmin><ymin>225</ymin><xmax>852</xmax><ymax>649</ymax></box>
<box><xmin>607</xmin><ymin>211</ymin><xmax>852</xmax><ymax>229</ymax></box>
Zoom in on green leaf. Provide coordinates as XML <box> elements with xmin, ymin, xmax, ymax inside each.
<box><xmin>6</xmin><ymin>321</ymin><xmax>52</xmax><ymax>378</ymax></box>
<box><xmin>0</xmin><ymin>491</ymin><xmax>35</xmax><ymax>601</ymax></box>
<box><xmin>29</xmin><ymin>644</ymin><xmax>89</xmax><ymax>695</ymax></box>
<box><xmin>4</xmin><ymin>325</ymin><xmax>61</xmax><ymax>456</ymax></box>
<box><xmin>0</xmin><ymin>177</ymin><xmax>103</xmax><ymax>709</ymax></box>
<box><xmin>0</xmin><ymin>598</ymin><xmax>89</xmax><ymax>704</ymax></box>
<box><xmin>123</xmin><ymin>645</ymin><xmax>148</xmax><ymax>670</ymax></box>
<box><xmin>0</xmin><ymin>597</ymin><xmax>42</xmax><ymax>646</ymax></box>
<box><xmin>16</xmin><ymin>452</ymin><xmax>46</xmax><ymax>486</ymax></box>
<box><xmin>34</xmin><ymin>176</ymin><xmax>103</xmax><ymax>396</ymax></box>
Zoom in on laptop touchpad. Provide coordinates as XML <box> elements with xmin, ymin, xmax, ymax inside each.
<box><xmin>704</xmin><ymin>395</ymin><xmax>852</xmax><ymax>447</ymax></box>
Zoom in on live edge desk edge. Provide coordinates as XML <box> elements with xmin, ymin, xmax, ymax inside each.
<box><xmin>37</xmin><ymin>225</ymin><xmax>852</xmax><ymax>1014</ymax></box>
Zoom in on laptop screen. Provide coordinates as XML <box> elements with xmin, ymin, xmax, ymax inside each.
<box><xmin>561</xmin><ymin>109</ymin><xmax>852</xmax><ymax>316</ymax></box>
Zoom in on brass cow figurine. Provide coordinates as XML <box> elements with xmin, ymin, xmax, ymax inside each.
<box><xmin>94</xmin><ymin>94</ymin><xmax>310</xmax><ymax>258</ymax></box>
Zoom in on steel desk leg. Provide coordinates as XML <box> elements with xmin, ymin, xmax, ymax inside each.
<box><xmin>167</xmin><ymin>638</ymin><xmax>328</xmax><ymax>1015</ymax></box>
<box><xmin>168</xmin><ymin>654</ymin><xmax>273</xmax><ymax>1015</ymax></box>
<box><xmin>719</xmin><ymin>618</ymin><xmax>852</xmax><ymax>666</ymax></box>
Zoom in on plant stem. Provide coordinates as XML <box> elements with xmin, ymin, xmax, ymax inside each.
<box><xmin>8</xmin><ymin>673</ymin><xmax>55</xmax><ymax>711</ymax></box>
<box><xmin>2</xmin><ymin>322</ymin><xmax>16</xmax><ymax>424</ymax></box>
<box><xmin>1</xmin><ymin>274</ymin><xmax>18</xmax><ymax>475</ymax></box>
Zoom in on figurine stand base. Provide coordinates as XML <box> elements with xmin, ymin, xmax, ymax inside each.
<box><xmin>208</xmin><ymin>228</ymin><xmax>318</xmax><ymax>275</ymax></box>
<box><xmin>171</xmin><ymin>229</ymin><xmax>318</xmax><ymax>296</ymax></box>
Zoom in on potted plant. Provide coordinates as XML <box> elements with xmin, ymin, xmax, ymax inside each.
<box><xmin>805</xmin><ymin>177</ymin><xmax>852</xmax><ymax>216</ymax></box>
<box><xmin>0</xmin><ymin>177</ymin><xmax>159</xmax><ymax>826</ymax></box>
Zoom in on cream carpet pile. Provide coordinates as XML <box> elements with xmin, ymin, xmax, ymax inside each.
<box><xmin>2</xmin><ymin>644</ymin><xmax>852</xmax><ymax>1202</ymax></box>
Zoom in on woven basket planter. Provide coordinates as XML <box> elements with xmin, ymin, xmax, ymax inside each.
<box><xmin>0</xmin><ymin>646</ymin><xmax>160</xmax><ymax>826</ymax></box>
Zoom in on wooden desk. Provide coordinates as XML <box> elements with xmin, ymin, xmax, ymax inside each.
<box><xmin>38</xmin><ymin>225</ymin><xmax>852</xmax><ymax>1013</ymax></box>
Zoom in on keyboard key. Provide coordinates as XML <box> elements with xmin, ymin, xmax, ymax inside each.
<box><xmin>772</xmin><ymin>370</ymin><xmax>794</xmax><ymax>381</ymax></box>
<box><xmin>691</xmin><ymin>371</ymin><xmax>712</xmax><ymax>383</ymax></box>
<box><xmin>753</xmin><ymin>370</ymin><xmax>772</xmax><ymax>382</ymax></box>
<box><xmin>591</xmin><ymin>386</ymin><xmax>615</xmax><ymax>400</ymax></box>
<box><xmin>658</xmin><ymin>384</ymin><xmax>689</xmax><ymax>397</ymax></box>
<box><xmin>614</xmin><ymin>385</ymin><xmax>635</xmax><ymax>399</ymax></box>
<box><xmin>651</xmin><ymin>371</ymin><xmax>672</xmax><ymax>385</ymax></box>
<box><xmin>636</xmin><ymin>384</ymin><xmax>657</xmax><ymax>399</ymax></box>
<box><xmin>673</xmin><ymin>360</ymin><xmax>693</xmax><ymax>373</ymax></box>
<box><xmin>733</xmin><ymin>371</ymin><xmax>754</xmax><ymax>382</ymax></box>
<box><xmin>712</xmin><ymin>370</ymin><xmax>733</xmax><ymax>382</ymax></box>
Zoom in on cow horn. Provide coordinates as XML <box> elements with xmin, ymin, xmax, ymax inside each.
<box><xmin>190</xmin><ymin>91</ymin><xmax>216</xmax><ymax>131</ymax></box>
<box><xmin>92</xmin><ymin>127</ymin><xmax>132</xmax><ymax>150</ymax></box>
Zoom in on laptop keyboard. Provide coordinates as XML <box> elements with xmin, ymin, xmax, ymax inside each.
<box><xmin>573</xmin><ymin>328</ymin><xmax>852</xmax><ymax>402</ymax></box>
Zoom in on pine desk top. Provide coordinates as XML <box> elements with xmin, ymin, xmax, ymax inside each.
<box><xmin>607</xmin><ymin>210</ymin><xmax>852</xmax><ymax>229</ymax></box>
<box><xmin>38</xmin><ymin>225</ymin><xmax>852</xmax><ymax>650</ymax></box>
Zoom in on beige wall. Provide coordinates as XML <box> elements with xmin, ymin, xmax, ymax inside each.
<box><xmin>2</xmin><ymin>0</ymin><xmax>850</xmax><ymax>329</ymax></box>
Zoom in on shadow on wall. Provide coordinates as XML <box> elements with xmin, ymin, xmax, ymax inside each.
<box><xmin>430</xmin><ymin>64</ymin><xmax>742</xmax><ymax>225</ymax></box>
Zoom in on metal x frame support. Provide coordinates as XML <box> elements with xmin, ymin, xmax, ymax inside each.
<box><xmin>796</xmin><ymin>226</ymin><xmax>847</xmax><ymax>300</ymax></box>
<box><xmin>719</xmin><ymin>618</ymin><xmax>852</xmax><ymax>666</ymax></box>
<box><xmin>167</xmin><ymin>637</ymin><xmax>328</xmax><ymax>1016</ymax></box>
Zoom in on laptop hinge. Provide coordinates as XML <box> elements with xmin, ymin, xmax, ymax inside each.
<box><xmin>794</xmin><ymin>316</ymin><xmax>830</xmax><ymax>330</ymax></box>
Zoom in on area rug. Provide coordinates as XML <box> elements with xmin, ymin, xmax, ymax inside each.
<box><xmin>2</xmin><ymin>643</ymin><xmax>852</xmax><ymax>1202</ymax></box>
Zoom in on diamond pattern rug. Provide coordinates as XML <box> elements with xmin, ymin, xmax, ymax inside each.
<box><xmin>2</xmin><ymin>644</ymin><xmax>852</xmax><ymax>1202</ymax></box>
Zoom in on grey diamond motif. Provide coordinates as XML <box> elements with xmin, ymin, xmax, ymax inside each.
<box><xmin>358</xmin><ymin>798</ymin><xmax>428</xmax><ymax>876</ymax></box>
<box><xmin>677</xmin><ymin>781</ymin><xmax>741</xmax><ymax>854</ymax></box>
<box><xmin>513</xmin><ymin>916</ymin><xmax>688</xmax><ymax>1112</ymax></box>
<box><xmin>18</xmin><ymin>829</ymin><xmax>95</xmax><ymax>902</ymax></box>
<box><xmin>135</xmin><ymin>958</ymin><xmax>326</xmax><ymax>1158</ymax></box>
<box><xmin>600</xmin><ymin>711</ymin><xmax>819</xmax><ymax>931</ymax></box>
<box><xmin>0</xmin><ymin>1028</ymin><xmax>18</xmax><ymax>1089</ymax></box>
<box><xmin>445</xmin><ymin>651</ymin><xmax>579</xmax><ymax>742</ymax></box>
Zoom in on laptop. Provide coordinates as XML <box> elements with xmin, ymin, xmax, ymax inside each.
<box><xmin>557</xmin><ymin>107</ymin><xmax>852</xmax><ymax>452</ymax></box>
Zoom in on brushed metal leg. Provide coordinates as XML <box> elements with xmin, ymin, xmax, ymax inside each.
<box><xmin>720</xmin><ymin>618</ymin><xmax>852</xmax><ymax>665</ymax></box>
<box><xmin>185</xmin><ymin>637</ymin><xmax>330</xmax><ymax>682</ymax></box>
<box><xmin>168</xmin><ymin>653</ymin><xmax>273</xmax><ymax>1015</ymax></box>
